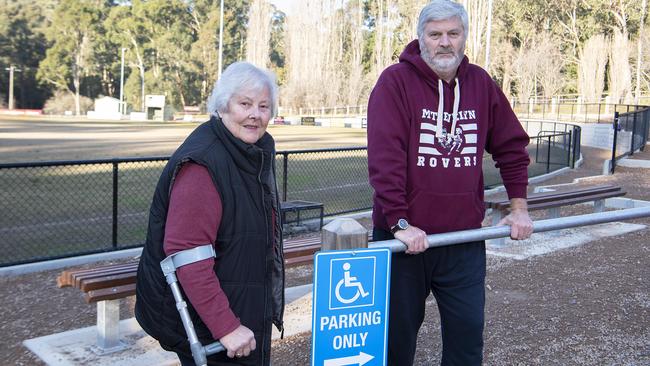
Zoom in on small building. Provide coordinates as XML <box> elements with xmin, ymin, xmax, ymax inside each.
<box><xmin>145</xmin><ymin>95</ymin><xmax>173</xmax><ymax>121</ymax></box>
<box><xmin>87</xmin><ymin>96</ymin><xmax>123</xmax><ymax>120</ymax></box>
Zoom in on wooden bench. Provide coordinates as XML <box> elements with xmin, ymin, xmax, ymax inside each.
<box><xmin>485</xmin><ymin>184</ymin><xmax>626</xmax><ymax>246</ymax></box>
<box><xmin>281</xmin><ymin>200</ymin><xmax>324</xmax><ymax>230</ymax></box>
<box><xmin>56</xmin><ymin>234</ymin><xmax>328</xmax><ymax>352</ymax></box>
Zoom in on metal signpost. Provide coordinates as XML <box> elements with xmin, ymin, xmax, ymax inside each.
<box><xmin>311</xmin><ymin>248</ymin><xmax>391</xmax><ymax>366</ymax></box>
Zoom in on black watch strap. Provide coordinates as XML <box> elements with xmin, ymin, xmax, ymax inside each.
<box><xmin>390</xmin><ymin>218</ymin><xmax>409</xmax><ymax>234</ymax></box>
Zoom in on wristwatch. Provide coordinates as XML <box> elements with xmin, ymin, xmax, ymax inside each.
<box><xmin>390</xmin><ymin>218</ymin><xmax>409</xmax><ymax>234</ymax></box>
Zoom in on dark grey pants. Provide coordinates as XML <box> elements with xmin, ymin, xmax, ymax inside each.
<box><xmin>373</xmin><ymin>228</ymin><xmax>486</xmax><ymax>366</ymax></box>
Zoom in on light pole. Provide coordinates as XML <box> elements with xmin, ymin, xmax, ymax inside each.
<box><xmin>5</xmin><ymin>65</ymin><xmax>21</xmax><ymax>110</ymax></box>
<box><xmin>119</xmin><ymin>48</ymin><xmax>126</xmax><ymax>114</ymax></box>
<box><xmin>218</xmin><ymin>0</ymin><xmax>224</xmax><ymax>79</ymax></box>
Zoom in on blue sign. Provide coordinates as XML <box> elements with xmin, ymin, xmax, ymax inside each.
<box><xmin>311</xmin><ymin>248</ymin><xmax>391</xmax><ymax>366</ymax></box>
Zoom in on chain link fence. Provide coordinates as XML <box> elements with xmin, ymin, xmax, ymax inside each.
<box><xmin>1</xmin><ymin>121</ymin><xmax>581</xmax><ymax>266</ymax></box>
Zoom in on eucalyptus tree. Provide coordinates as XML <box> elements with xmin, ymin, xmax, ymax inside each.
<box><xmin>0</xmin><ymin>0</ymin><xmax>52</xmax><ymax>108</ymax></box>
<box><xmin>37</xmin><ymin>0</ymin><xmax>108</xmax><ymax>115</ymax></box>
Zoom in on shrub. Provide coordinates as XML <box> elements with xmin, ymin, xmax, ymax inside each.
<box><xmin>43</xmin><ymin>90</ymin><xmax>93</xmax><ymax>115</ymax></box>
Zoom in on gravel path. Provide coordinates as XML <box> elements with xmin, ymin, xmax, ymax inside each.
<box><xmin>2</xmin><ymin>146</ymin><xmax>649</xmax><ymax>365</ymax></box>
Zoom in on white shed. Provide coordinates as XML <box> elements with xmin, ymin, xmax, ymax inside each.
<box><xmin>87</xmin><ymin>96</ymin><xmax>123</xmax><ymax>120</ymax></box>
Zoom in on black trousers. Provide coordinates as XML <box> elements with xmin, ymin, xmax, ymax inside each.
<box><xmin>373</xmin><ymin>228</ymin><xmax>486</xmax><ymax>366</ymax></box>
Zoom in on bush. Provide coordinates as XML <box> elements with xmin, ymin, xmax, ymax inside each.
<box><xmin>43</xmin><ymin>90</ymin><xmax>93</xmax><ymax>115</ymax></box>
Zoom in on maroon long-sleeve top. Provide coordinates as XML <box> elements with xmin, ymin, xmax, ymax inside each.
<box><xmin>163</xmin><ymin>162</ymin><xmax>240</xmax><ymax>340</ymax></box>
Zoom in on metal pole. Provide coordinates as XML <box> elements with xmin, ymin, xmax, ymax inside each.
<box><xmin>4</xmin><ymin>65</ymin><xmax>20</xmax><ymax>109</ymax></box>
<box><xmin>546</xmin><ymin>135</ymin><xmax>551</xmax><ymax>172</ymax></box>
<box><xmin>611</xmin><ymin>112</ymin><xmax>619</xmax><ymax>174</ymax></box>
<box><xmin>119</xmin><ymin>48</ymin><xmax>125</xmax><ymax>114</ymax></box>
<box><xmin>218</xmin><ymin>0</ymin><xmax>224</xmax><ymax>79</ymax></box>
<box><xmin>369</xmin><ymin>207</ymin><xmax>650</xmax><ymax>252</ymax></box>
<box><xmin>567</xmin><ymin>130</ymin><xmax>572</xmax><ymax>168</ymax></box>
<box><xmin>631</xmin><ymin>111</ymin><xmax>638</xmax><ymax>156</ymax></box>
<box><xmin>8</xmin><ymin>65</ymin><xmax>14</xmax><ymax>110</ymax></box>
<box><xmin>112</xmin><ymin>162</ymin><xmax>119</xmax><ymax>249</ymax></box>
<box><xmin>282</xmin><ymin>152</ymin><xmax>289</xmax><ymax>202</ymax></box>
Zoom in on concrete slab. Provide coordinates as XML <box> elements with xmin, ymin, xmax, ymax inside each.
<box><xmin>23</xmin><ymin>318</ymin><xmax>179</xmax><ymax>366</ymax></box>
<box><xmin>24</xmin><ymin>284</ymin><xmax>315</xmax><ymax>365</ymax></box>
<box><xmin>487</xmin><ymin>222</ymin><xmax>646</xmax><ymax>260</ymax></box>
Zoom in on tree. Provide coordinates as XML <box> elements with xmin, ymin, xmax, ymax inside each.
<box><xmin>578</xmin><ymin>34</ymin><xmax>608</xmax><ymax>102</ymax></box>
<box><xmin>536</xmin><ymin>33</ymin><xmax>565</xmax><ymax>100</ymax></box>
<box><xmin>635</xmin><ymin>0</ymin><xmax>647</xmax><ymax>103</ymax></box>
<box><xmin>105</xmin><ymin>3</ymin><xmax>148</xmax><ymax>110</ymax></box>
<box><xmin>0</xmin><ymin>0</ymin><xmax>54</xmax><ymax>108</ymax></box>
<box><xmin>246</xmin><ymin>0</ymin><xmax>272</xmax><ymax>68</ymax></box>
<box><xmin>37</xmin><ymin>0</ymin><xmax>104</xmax><ymax>115</ymax></box>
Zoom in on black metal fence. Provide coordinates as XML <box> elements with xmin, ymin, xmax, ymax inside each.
<box><xmin>512</xmin><ymin>101</ymin><xmax>646</xmax><ymax>124</ymax></box>
<box><xmin>0</xmin><ymin>121</ymin><xmax>580</xmax><ymax>267</ymax></box>
<box><xmin>611</xmin><ymin>106</ymin><xmax>650</xmax><ymax>173</ymax></box>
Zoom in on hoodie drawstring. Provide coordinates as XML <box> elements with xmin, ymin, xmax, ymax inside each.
<box><xmin>435</xmin><ymin>78</ymin><xmax>461</xmax><ymax>138</ymax></box>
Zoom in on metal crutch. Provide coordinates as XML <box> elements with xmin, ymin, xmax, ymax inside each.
<box><xmin>160</xmin><ymin>244</ymin><xmax>226</xmax><ymax>366</ymax></box>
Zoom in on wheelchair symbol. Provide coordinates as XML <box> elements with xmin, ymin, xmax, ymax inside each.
<box><xmin>334</xmin><ymin>262</ymin><xmax>370</xmax><ymax>304</ymax></box>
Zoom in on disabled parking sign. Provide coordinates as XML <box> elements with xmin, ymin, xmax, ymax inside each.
<box><xmin>311</xmin><ymin>248</ymin><xmax>391</xmax><ymax>366</ymax></box>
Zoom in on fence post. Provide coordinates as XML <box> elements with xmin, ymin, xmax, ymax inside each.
<box><xmin>546</xmin><ymin>135</ymin><xmax>552</xmax><ymax>173</ymax></box>
<box><xmin>611</xmin><ymin>112</ymin><xmax>620</xmax><ymax>174</ymax></box>
<box><xmin>528</xmin><ymin>98</ymin><xmax>534</xmax><ymax>118</ymax></box>
<box><xmin>321</xmin><ymin>218</ymin><xmax>368</xmax><ymax>252</ymax></box>
<box><xmin>631</xmin><ymin>111</ymin><xmax>637</xmax><ymax>156</ymax></box>
<box><xmin>567</xmin><ymin>130</ymin><xmax>572</xmax><ymax>168</ymax></box>
<box><xmin>282</xmin><ymin>152</ymin><xmax>289</xmax><ymax>202</ymax></box>
<box><xmin>576</xmin><ymin>96</ymin><xmax>582</xmax><ymax>116</ymax></box>
<box><xmin>112</xmin><ymin>161</ymin><xmax>119</xmax><ymax>249</ymax></box>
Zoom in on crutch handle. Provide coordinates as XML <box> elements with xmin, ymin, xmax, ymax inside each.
<box><xmin>205</xmin><ymin>341</ymin><xmax>226</xmax><ymax>355</ymax></box>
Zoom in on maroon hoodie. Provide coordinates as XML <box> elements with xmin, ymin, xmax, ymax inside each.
<box><xmin>367</xmin><ymin>40</ymin><xmax>530</xmax><ymax>234</ymax></box>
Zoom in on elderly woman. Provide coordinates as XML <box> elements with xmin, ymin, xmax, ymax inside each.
<box><xmin>135</xmin><ymin>62</ymin><xmax>284</xmax><ymax>366</ymax></box>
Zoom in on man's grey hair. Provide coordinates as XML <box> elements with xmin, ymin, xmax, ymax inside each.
<box><xmin>206</xmin><ymin>62</ymin><xmax>279</xmax><ymax>117</ymax></box>
<box><xmin>417</xmin><ymin>0</ymin><xmax>469</xmax><ymax>40</ymax></box>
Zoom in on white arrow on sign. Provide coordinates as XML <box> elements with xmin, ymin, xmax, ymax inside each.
<box><xmin>323</xmin><ymin>351</ymin><xmax>374</xmax><ymax>366</ymax></box>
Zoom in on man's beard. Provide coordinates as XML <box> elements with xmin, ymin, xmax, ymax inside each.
<box><xmin>421</xmin><ymin>46</ymin><xmax>463</xmax><ymax>76</ymax></box>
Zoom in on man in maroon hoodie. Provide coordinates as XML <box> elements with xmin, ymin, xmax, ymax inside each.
<box><xmin>367</xmin><ymin>1</ymin><xmax>533</xmax><ymax>365</ymax></box>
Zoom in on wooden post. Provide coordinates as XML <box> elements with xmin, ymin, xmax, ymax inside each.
<box><xmin>321</xmin><ymin>218</ymin><xmax>368</xmax><ymax>251</ymax></box>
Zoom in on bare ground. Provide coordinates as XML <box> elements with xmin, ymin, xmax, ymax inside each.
<box><xmin>2</xmin><ymin>146</ymin><xmax>650</xmax><ymax>365</ymax></box>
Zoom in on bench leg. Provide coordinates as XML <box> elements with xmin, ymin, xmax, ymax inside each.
<box><xmin>487</xmin><ymin>209</ymin><xmax>506</xmax><ymax>247</ymax></box>
<box><xmin>594</xmin><ymin>199</ymin><xmax>605</xmax><ymax>213</ymax></box>
<box><xmin>93</xmin><ymin>299</ymin><xmax>127</xmax><ymax>354</ymax></box>
<box><xmin>319</xmin><ymin>207</ymin><xmax>324</xmax><ymax>231</ymax></box>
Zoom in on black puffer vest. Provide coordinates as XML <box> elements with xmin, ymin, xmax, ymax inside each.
<box><xmin>135</xmin><ymin>116</ymin><xmax>284</xmax><ymax>365</ymax></box>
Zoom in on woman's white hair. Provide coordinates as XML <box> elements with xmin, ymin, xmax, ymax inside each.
<box><xmin>206</xmin><ymin>62</ymin><xmax>279</xmax><ymax>117</ymax></box>
<box><xmin>417</xmin><ymin>0</ymin><xmax>469</xmax><ymax>40</ymax></box>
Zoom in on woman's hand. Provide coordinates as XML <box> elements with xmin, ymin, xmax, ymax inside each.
<box><xmin>220</xmin><ymin>324</ymin><xmax>256</xmax><ymax>359</ymax></box>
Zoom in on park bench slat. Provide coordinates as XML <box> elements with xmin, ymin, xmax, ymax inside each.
<box><xmin>285</xmin><ymin>254</ymin><xmax>316</xmax><ymax>267</ymax></box>
<box><xmin>57</xmin><ymin>262</ymin><xmax>137</xmax><ymax>288</ymax></box>
<box><xmin>72</xmin><ymin>263</ymin><xmax>138</xmax><ymax>288</ymax></box>
<box><xmin>80</xmin><ymin>272</ymin><xmax>138</xmax><ymax>292</ymax></box>
<box><xmin>526</xmin><ymin>190</ymin><xmax>626</xmax><ymax>210</ymax></box>
<box><xmin>85</xmin><ymin>283</ymin><xmax>136</xmax><ymax>303</ymax></box>
<box><xmin>486</xmin><ymin>185</ymin><xmax>625</xmax><ymax>210</ymax></box>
